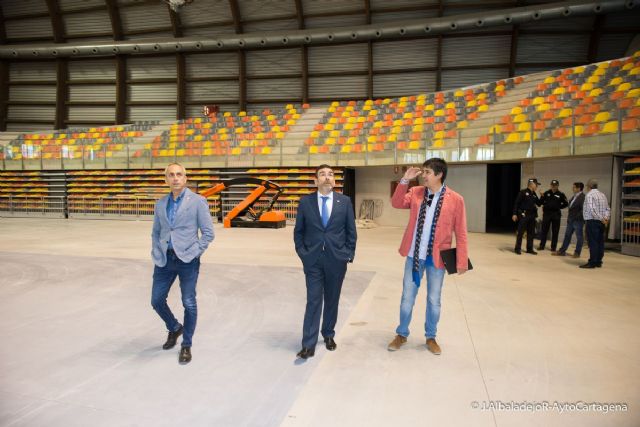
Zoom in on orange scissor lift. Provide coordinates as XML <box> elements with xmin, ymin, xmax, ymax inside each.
<box><xmin>200</xmin><ymin>177</ymin><xmax>287</xmax><ymax>228</ymax></box>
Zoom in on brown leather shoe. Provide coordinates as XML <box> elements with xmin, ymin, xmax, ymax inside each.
<box><xmin>551</xmin><ymin>251</ymin><xmax>566</xmax><ymax>256</ymax></box>
<box><xmin>387</xmin><ymin>335</ymin><xmax>407</xmax><ymax>351</ymax></box>
<box><xmin>426</xmin><ymin>338</ymin><xmax>441</xmax><ymax>355</ymax></box>
<box><xmin>572</xmin><ymin>253</ymin><xmax>580</xmax><ymax>258</ymax></box>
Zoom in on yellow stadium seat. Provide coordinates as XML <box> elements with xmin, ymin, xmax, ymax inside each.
<box><xmin>618</xmin><ymin>82</ymin><xmax>632</xmax><ymax>92</ymax></box>
<box><xmin>594</xmin><ymin>111</ymin><xmax>610</xmax><ymax>123</ymax></box>
<box><xmin>276</xmin><ymin>132</ymin><xmax>284</xmax><ymax>139</ymax></box>
<box><xmin>537</xmin><ymin>103</ymin><xmax>551</xmax><ymax>112</ymax></box>
<box><xmin>587</xmin><ymin>75</ymin><xmax>600</xmax><ymax>84</ymax></box>
<box><xmin>505</xmin><ymin>132</ymin><xmax>520</xmax><ymax>143</ymax></box>
<box><xmin>489</xmin><ymin>124</ymin><xmax>501</xmax><ymax>133</ymax></box>
<box><xmin>324</xmin><ymin>124</ymin><xmax>334</xmax><ymax>131</ymax></box>
<box><xmin>574</xmin><ymin>66</ymin><xmax>585</xmax><ymax>73</ymax></box>
<box><xmin>262</xmin><ymin>147</ymin><xmax>272</xmax><ymax>155</ymax></box>
<box><xmin>325</xmin><ymin>137</ymin><xmax>336</xmax><ymax>145</ymax></box>
<box><xmin>356</xmin><ymin>117</ymin><xmax>366</xmax><ymax>123</ymax></box>
<box><xmin>454</xmin><ymin>90</ymin><xmax>464</xmax><ymax>97</ymax></box>
<box><xmin>478</xmin><ymin>105</ymin><xmax>489</xmax><ymax>112</ymax></box>
<box><xmin>457</xmin><ymin>120</ymin><xmax>468</xmax><ymax>129</ymax></box>
<box><xmin>367</xmin><ymin>135</ymin><xmax>376</xmax><ymax>143</ymax></box>
<box><xmin>393</xmin><ymin>119</ymin><xmax>403</xmax><ymax>127</ymax></box>
<box><xmin>330</xmin><ymin>130</ymin><xmax>340</xmax><ymax>138</ymax></box>
<box><xmin>608</xmin><ymin>77</ymin><xmax>623</xmax><ymax>86</ymax></box>
<box><xmin>593</xmin><ymin>68</ymin><xmax>605</xmax><ymax>76</ymax></box>
<box><xmin>408</xmin><ymin>141</ymin><xmax>421</xmax><ymax>150</ymax></box>
<box><xmin>344</xmin><ymin>123</ymin><xmax>355</xmax><ymax>130</ymax></box>
<box><xmin>341</xmin><ymin>145</ymin><xmax>351</xmax><ymax>153</ymax></box>
<box><xmin>580</xmin><ymin>83</ymin><xmax>593</xmax><ymax>91</ymax></box>
<box><xmin>589</xmin><ymin>88</ymin><xmax>603</xmax><ymax>97</ymax></box>
<box><xmin>513</xmin><ymin>114</ymin><xmax>527</xmax><ymax>123</ymax></box>
<box><xmin>425</xmin><ymin>104</ymin><xmax>435</xmax><ymax>111</ymax></box>
<box><xmin>558</xmin><ymin>108</ymin><xmax>572</xmax><ymax>118</ymax></box>
<box><xmin>434</xmin><ymin>130</ymin><xmax>445</xmax><ymax>139</ymax></box>
<box><xmin>412</xmin><ymin>124</ymin><xmax>424</xmax><ymax>132</ymax></box>
<box><xmin>532</xmin><ymin>97</ymin><xmax>545</xmax><ymax>106</ymax></box>
<box><xmin>347</xmin><ymin>137</ymin><xmax>357</xmax><ymax>144</ymax></box>
<box><xmin>432</xmin><ymin>139</ymin><xmax>445</xmax><ymax>148</ymax></box>
<box><xmin>568</xmin><ymin>126</ymin><xmax>584</xmax><ymax>137</ymax></box>
<box><xmin>544</xmin><ymin>76</ymin><xmax>556</xmax><ymax>84</ymax></box>
<box><xmin>445</xmin><ymin>102</ymin><xmax>456</xmax><ymax>109</ymax></box>
<box><xmin>477</xmin><ymin>93</ymin><xmax>487</xmax><ymax>100</ymax></box>
<box><xmin>466</xmin><ymin>100</ymin><xmax>477</xmax><ymax>107</ymax></box>
<box><xmin>328</xmin><ymin>117</ymin><xmax>338</xmax><ymax>124</ymax></box>
<box><xmin>627</xmin><ymin>88</ymin><xmax>640</xmax><ymax>98</ymax></box>
<box><xmin>630</xmin><ymin>67</ymin><xmax>640</xmax><ymax>75</ymax></box>
<box><xmin>435</xmin><ymin>109</ymin><xmax>445</xmax><ymax>117</ymax></box>
<box><xmin>622</xmin><ymin>62</ymin><xmax>634</xmax><ymax>71</ymax></box>
<box><xmin>414</xmin><ymin>117</ymin><xmax>424</xmax><ymax>125</ymax></box>
<box><xmin>511</xmin><ymin>106</ymin><xmax>523</xmax><ymax>115</ymax></box>
<box><xmin>601</xmin><ymin>121</ymin><xmax>618</xmax><ymax>134</ymax></box>
<box><xmin>518</xmin><ymin>122</ymin><xmax>531</xmax><ymax>132</ymax></box>
<box><xmin>552</xmin><ymin>87</ymin><xmax>566</xmax><ymax>95</ymax></box>
<box><xmin>309</xmin><ymin>145</ymin><xmax>318</xmax><ymax>154</ymax></box>
<box><xmin>403</xmin><ymin>112</ymin><xmax>414</xmax><ymax>119</ymax></box>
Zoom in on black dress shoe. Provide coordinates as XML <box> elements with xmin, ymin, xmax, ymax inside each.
<box><xmin>526</xmin><ymin>250</ymin><xmax>538</xmax><ymax>255</ymax></box>
<box><xmin>514</xmin><ymin>249</ymin><xmax>522</xmax><ymax>255</ymax></box>
<box><xmin>179</xmin><ymin>347</ymin><xmax>191</xmax><ymax>364</ymax></box>
<box><xmin>324</xmin><ymin>337</ymin><xmax>337</xmax><ymax>351</ymax></box>
<box><xmin>162</xmin><ymin>325</ymin><xmax>183</xmax><ymax>350</ymax></box>
<box><xmin>579</xmin><ymin>263</ymin><xmax>596</xmax><ymax>269</ymax></box>
<box><xmin>296</xmin><ymin>347</ymin><xmax>315</xmax><ymax>359</ymax></box>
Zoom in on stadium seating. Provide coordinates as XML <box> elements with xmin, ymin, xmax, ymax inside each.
<box><xmin>140</xmin><ymin>104</ymin><xmax>308</xmax><ymax>159</ymax></box>
<box><xmin>304</xmin><ymin>77</ymin><xmax>524</xmax><ymax>155</ymax></box>
<box><xmin>3</xmin><ymin>122</ymin><xmax>159</xmax><ymax>161</ymax></box>
<box><xmin>476</xmin><ymin>51</ymin><xmax>640</xmax><ymax>145</ymax></box>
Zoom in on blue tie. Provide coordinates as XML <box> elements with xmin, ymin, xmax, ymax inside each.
<box><xmin>321</xmin><ymin>196</ymin><xmax>329</xmax><ymax>228</ymax></box>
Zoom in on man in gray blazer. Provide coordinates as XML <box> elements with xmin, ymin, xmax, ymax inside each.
<box><xmin>151</xmin><ymin>163</ymin><xmax>214</xmax><ymax>364</ymax></box>
<box><xmin>294</xmin><ymin>164</ymin><xmax>357</xmax><ymax>359</ymax></box>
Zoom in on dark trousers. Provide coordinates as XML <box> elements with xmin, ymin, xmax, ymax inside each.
<box><xmin>151</xmin><ymin>249</ymin><xmax>200</xmax><ymax>348</ymax></box>
<box><xmin>539</xmin><ymin>211</ymin><xmax>561</xmax><ymax>250</ymax></box>
<box><xmin>515</xmin><ymin>214</ymin><xmax>536</xmax><ymax>251</ymax></box>
<box><xmin>585</xmin><ymin>219</ymin><xmax>605</xmax><ymax>266</ymax></box>
<box><xmin>301</xmin><ymin>252</ymin><xmax>348</xmax><ymax>349</ymax></box>
<box><xmin>559</xmin><ymin>219</ymin><xmax>584</xmax><ymax>255</ymax></box>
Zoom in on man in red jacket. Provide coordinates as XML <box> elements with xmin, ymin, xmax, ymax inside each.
<box><xmin>387</xmin><ymin>158</ymin><xmax>468</xmax><ymax>355</ymax></box>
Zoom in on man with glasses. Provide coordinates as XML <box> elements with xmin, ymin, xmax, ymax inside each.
<box><xmin>293</xmin><ymin>164</ymin><xmax>357</xmax><ymax>359</ymax></box>
<box><xmin>387</xmin><ymin>158</ymin><xmax>469</xmax><ymax>355</ymax></box>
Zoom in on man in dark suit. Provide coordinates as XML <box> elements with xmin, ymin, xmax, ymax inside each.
<box><xmin>293</xmin><ymin>164</ymin><xmax>357</xmax><ymax>359</ymax></box>
<box><xmin>553</xmin><ymin>182</ymin><xmax>585</xmax><ymax>258</ymax></box>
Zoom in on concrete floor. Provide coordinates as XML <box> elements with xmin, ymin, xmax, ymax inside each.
<box><xmin>0</xmin><ymin>218</ymin><xmax>638</xmax><ymax>427</ymax></box>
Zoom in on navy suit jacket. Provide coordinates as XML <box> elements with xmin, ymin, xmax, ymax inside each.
<box><xmin>293</xmin><ymin>191</ymin><xmax>357</xmax><ymax>269</ymax></box>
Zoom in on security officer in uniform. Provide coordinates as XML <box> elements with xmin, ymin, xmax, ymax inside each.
<box><xmin>538</xmin><ymin>179</ymin><xmax>569</xmax><ymax>251</ymax></box>
<box><xmin>512</xmin><ymin>178</ymin><xmax>542</xmax><ymax>255</ymax></box>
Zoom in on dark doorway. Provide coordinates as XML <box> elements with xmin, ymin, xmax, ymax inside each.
<box><xmin>486</xmin><ymin>163</ymin><xmax>521</xmax><ymax>233</ymax></box>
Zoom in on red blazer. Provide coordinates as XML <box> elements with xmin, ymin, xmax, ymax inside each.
<box><xmin>391</xmin><ymin>182</ymin><xmax>469</xmax><ymax>271</ymax></box>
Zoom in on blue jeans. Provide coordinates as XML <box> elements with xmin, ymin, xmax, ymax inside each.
<box><xmin>558</xmin><ymin>219</ymin><xmax>584</xmax><ymax>255</ymax></box>
<box><xmin>151</xmin><ymin>249</ymin><xmax>200</xmax><ymax>348</ymax></box>
<box><xmin>585</xmin><ymin>220</ymin><xmax>605</xmax><ymax>266</ymax></box>
<box><xmin>396</xmin><ymin>256</ymin><xmax>446</xmax><ymax>339</ymax></box>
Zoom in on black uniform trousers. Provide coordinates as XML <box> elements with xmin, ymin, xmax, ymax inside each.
<box><xmin>515</xmin><ymin>213</ymin><xmax>537</xmax><ymax>252</ymax></box>
<box><xmin>539</xmin><ymin>210</ymin><xmax>561</xmax><ymax>250</ymax></box>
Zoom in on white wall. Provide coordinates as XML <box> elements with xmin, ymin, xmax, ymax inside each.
<box><xmin>355</xmin><ymin>163</ymin><xmax>487</xmax><ymax>232</ymax></box>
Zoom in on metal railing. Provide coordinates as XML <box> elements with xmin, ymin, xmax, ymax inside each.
<box><xmin>0</xmin><ymin>196</ymin><xmax>65</xmax><ymax>218</ymax></box>
<box><xmin>2</xmin><ymin>108</ymin><xmax>638</xmax><ymax>171</ymax></box>
<box><xmin>67</xmin><ymin>197</ymin><xmax>221</xmax><ymax>221</ymax></box>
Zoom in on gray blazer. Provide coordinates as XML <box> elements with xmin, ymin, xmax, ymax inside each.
<box><xmin>151</xmin><ymin>188</ymin><xmax>215</xmax><ymax>267</ymax></box>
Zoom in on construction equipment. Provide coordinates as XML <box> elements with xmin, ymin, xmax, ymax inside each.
<box><xmin>200</xmin><ymin>177</ymin><xmax>286</xmax><ymax>229</ymax></box>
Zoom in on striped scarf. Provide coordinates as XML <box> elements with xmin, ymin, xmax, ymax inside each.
<box><xmin>412</xmin><ymin>186</ymin><xmax>446</xmax><ymax>286</ymax></box>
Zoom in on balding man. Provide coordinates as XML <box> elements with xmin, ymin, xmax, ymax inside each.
<box><xmin>150</xmin><ymin>163</ymin><xmax>214</xmax><ymax>363</ymax></box>
<box><xmin>580</xmin><ymin>179</ymin><xmax>610</xmax><ymax>269</ymax></box>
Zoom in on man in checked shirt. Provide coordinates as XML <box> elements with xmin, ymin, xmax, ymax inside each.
<box><xmin>580</xmin><ymin>179</ymin><xmax>610</xmax><ymax>269</ymax></box>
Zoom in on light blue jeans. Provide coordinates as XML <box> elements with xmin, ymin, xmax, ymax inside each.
<box><xmin>396</xmin><ymin>256</ymin><xmax>446</xmax><ymax>339</ymax></box>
